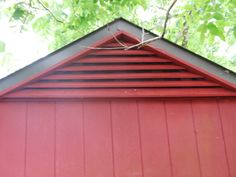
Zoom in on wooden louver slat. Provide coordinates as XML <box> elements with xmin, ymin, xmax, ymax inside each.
<box><xmin>58</xmin><ymin>64</ymin><xmax>184</xmax><ymax>72</ymax></box>
<box><xmin>43</xmin><ymin>72</ymin><xmax>203</xmax><ymax>80</ymax></box>
<box><xmin>101</xmin><ymin>42</ymin><xmax>136</xmax><ymax>47</ymax></box>
<box><xmin>74</xmin><ymin>57</ymin><xmax>171</xmax><ymax>64</ymax></box>
<box><xmin>12</xmin><ymin>38</ymin><xmax>229</xmax><ymax>98</ymax></box>
<box><xmin>5</xmin><ymin>88</ymin><xmax>236</xmax><ymax>98</ymax></box>
<box><xmin>26</xmin><ymin>80</ymin><xmax>219</xmax><ymax>89</ymax></box>
<box><xmin>90</xmin><ymin>49</ymin><xmax>155</xmax><ymax>55</ymax></box>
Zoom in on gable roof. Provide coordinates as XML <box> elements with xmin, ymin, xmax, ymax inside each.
<box><xmin>0</xmin><ymin>18</ymin><xmax>236</xmax><ymax>98</ymax></box>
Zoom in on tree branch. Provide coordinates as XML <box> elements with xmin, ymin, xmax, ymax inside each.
<box><xmin>181</xmin><ymin>11</ymin><xmax>191</xmax><ymax>47</ymax></box>
<box><xmin>120</xmin><ymin>0</ymin><xmax>179</xmax><ymax>49</ymax></box>
<box><xmin>156</xmin><ymin>6</ymin><xmax>167</xmax><ymax>11</ymax></box>
<box><xmin>20</xmin><ymin>14</ymin><xmax>28</xmax><ymax>32</ymax></box>
<box><xmin>111</xmin><ymin>31</ymin><xmax>128</xmax><ymax>48</ymax></box>
<box><xmin>181</xmin><ymin>17</ymin><xmax>189</xmax><ymax>47</ymax></box>
<box><xmin>79</xmin><ymin>0</ymin><xmax>178</xmax><ymax>50</ymax></box>
<box><xmin>20</xmin><ymin>0</ymin><xmax>31</xmax><ymax>33</ymax></box>
<box><xmin>37</xmin><ymin>0</ymin><xmax>64</xmax><ymax>23</ymax></box>
<box><xmin>125</xmin><ymin>36</ymin><xmax>162</xmax><ymax>50</ymax></box>
<box><xmin>107</xmin><ymin>24</ymin><xmax>128</xmax><ymax>48</ymax></box>
<box><xmin>78</xmin><ymin>35</ymin><xmax>162</xmax><ymax>50</ymax></box>
<box><xmin>161</xmin><ymin>0</ymin><xmax>178</xmax><ymax>38</ymax></box>
<box><xmin>124</xmin><ymin>0</ymin><xmax>179</xmax><ymax>49</ymax></box>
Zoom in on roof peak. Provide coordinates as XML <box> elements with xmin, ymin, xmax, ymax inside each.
<box><xmin>1</xmin><ymin>18</ymin><xmax>236</xmax><ymax>98</ymax></box>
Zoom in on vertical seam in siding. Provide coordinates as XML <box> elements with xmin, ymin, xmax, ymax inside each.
<box><xmin>163</xmin><ymin>101</ymin><xmax>174</xmax><ymax>177</ymax></box>
<box><xmin>217</xmin><ymin>100</ymin><xmax>232</xmax><ymax>177</ymax></box>
<box><xmin>54</xmin><ymin>102</ymin><xmax>57</xmax><ymax>177</ymax></box>
<box><xmin>109</xmin><ymin>101</ymin><xmax>116</xmax><ymax>177</ymax></box>
<box><xmin>190</xmin><ymin>100</ymin><xmax>203</xmax><ymax>177</ymax></box>
<box><xmin>82</xmin><ymin>101</ymin><xmax>86</xmax><ymax>177</ymax></box>
<box><xmin>24</xmin><ymin>102</ymin><xmax>28</xmax><ymax>177</ymax></box>
<box><xmin>136</xmin><ymin>100</ymin><xmax>145</xmax><ymax>177</ymax></box>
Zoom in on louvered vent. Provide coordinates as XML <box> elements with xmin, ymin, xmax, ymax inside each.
<box><xmin>6</xmin><ymin>35</ymin><xmax>235</xmax><ymax>98</ymax></box>
<box><xmin>25</xmin><ymin>41</ymin><xmax>219</xmax><ymax>89</ymax></box>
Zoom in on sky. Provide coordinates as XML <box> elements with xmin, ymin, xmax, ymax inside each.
<box><xmin>0</xmin><ymin>17</ymin><xmax>49</xmax><ymax>78</ymax></box>
<box><xmin>0</xmin><ymin>0</ymin><xmax>235</xmax><ymax>79</ymax></box>
<box><xmin>0</xmin><ymin>0</ymin><xmax>166</xmax><ymax>79</ymax></box>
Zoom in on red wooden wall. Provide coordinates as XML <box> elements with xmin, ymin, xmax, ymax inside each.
<box><xmin>0</xmin><ymin>98</ymin><xmax>235</xmax><ymax>177</ymax></box>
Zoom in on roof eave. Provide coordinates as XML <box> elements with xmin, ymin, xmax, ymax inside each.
<box><xmin>1</xmin><ymin>18</ymin><xmax>236</xmax><ymax>96</ymax></box>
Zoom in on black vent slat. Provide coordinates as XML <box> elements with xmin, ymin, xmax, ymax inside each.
<box><xmin>75</xmin><ymin>57</ymin><xmax>171</xmax><ymax>64</ymax></box>
<box><xmin>43</xmin><ymin>72</ymin><xmax>203</xmax><ymax>80</ymax></box>
<box><xmin>17</xmin><ymin>39</ymin><xmax>223</xmax><ymax>95</ymax></box>
<box><xmin>58</xmin><ymin>64</ymin><xmax>184</xmax><ymax>72</ymax></box>
<box><xmin>25</xmin><ymin>80</ymin><xmax>219</xmax><ymax>89</ymax></box>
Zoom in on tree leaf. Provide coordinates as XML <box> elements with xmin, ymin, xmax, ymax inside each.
<box><xmin>229</xmin><ymin>0</ymin><xmax>236</xmax><ymax>6</ymax></box>
<box><xmin>12</xmin><ymin>6</ymin><xmax>26</xmax><ymax>20</ymax></box>
<box><xmin>200</xmin><ymin>31</ymin><xmax>206</xmax><ymax>42</ymax></box>
<box><xmin>213</xmin><ymin>12</ymin><xmax>224</xmax><ymax>20</ymax></box>
<box><xmin>233</xmin><ymin>26</ymin><xmax>236</xmax><ymax>38</ymax></box>
<box><xmin>207</xmin><ymin>22</ymin><xmax>225</xmax><ymax>41</ymax></box>
<box><xmin>197</xmin><ymin>23</ymin><xmax>207</xmax><ymax>33</ymax></box>
<box><xmin>32</xmin><ymin>16</ymin><xmax>49</xmax><ymax>32</ymax></box>
<box><xmin>0</xmin><ymin>40</ymin><xmax>6</xmax><ymax>53</ymax></box>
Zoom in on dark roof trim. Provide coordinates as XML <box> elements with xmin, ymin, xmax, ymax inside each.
<box><xmin>0</xmin><ymin>17</ymin><xmax>236</xmax><ymax>96</ymax></box>
<box><xmin>0</xmin><ymin>19</ymin><xmax>122</xmax><ymax>95</ymax></box>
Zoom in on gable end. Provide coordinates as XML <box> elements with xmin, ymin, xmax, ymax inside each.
<box><xmin>2</xmin><ymin>32</ymin><xmax>236</xmax><ymax>99</ymax></box>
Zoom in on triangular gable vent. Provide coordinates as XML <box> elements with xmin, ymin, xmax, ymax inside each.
<box><xmin>3</xmin><ymin>33</ymin><xmax>236</xmax><ymax>98</ymax></box>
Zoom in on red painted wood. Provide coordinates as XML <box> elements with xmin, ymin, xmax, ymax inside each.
<box><xmin>26</xmin><ymin>80</ymin><xmax>218</xmax><ymax>89</ymax></box>
<box><xmin>1</xmin><ymin>27</ymin><xmax>236</xmax><ymax>177</ymax></box>
<box><xmin>0</xmin><ymin>99</ymin><xmax>236</xmax><ymax>177</ymax></box>
<box><xmin>83</xmin><ymin>101</ymin><xmax>113</xmax><ymax>177</ymax></box>
<box><xmin>58</xmin><ymin>64</ymin><xmax>184</xmax><ymax>71</ymax></box>
<box><xmin>0</xmin><ymin>102</ymin><xmax>26</xmax><ymax>177</ymax></box>
<box><xmin>26</xmin><ymin>102</ymin><xmax>55</xmax><ymax>177</ymax></box>
<box><xmin>2</xmin><ymin>32</ymin><xmax>236</xmax><ymax>98</ymax></box>
<box><xmin>56</xmin><ymin>102</ymin><xmax>84</xmax><ymax>177</ymax></box>
<box><xmin>43</xmin><ymin>72</ymin><xmax>203</xmax><ymax>80</ymax></box>
<box><xmin>120</xmin><ymin>31</ymin><xmax>236</xmax><ymax>90</ymax></box>
<box><xmin>75</xmin><ymin>57</ymin><xmax>171</xmax><ymax>63</ymax></box>
<box><xmin>101</xmin><ymin>42</ymin><xmax>136</xmax><ymax>47</ymax></box>
<box><xmin>5</xmin><ymin>88</ymin><xmax>236</xmax><ymax>98</ymax></box>
<box><xmin>0</xmin><ymin>32</ymin><xmax>125</xmax><ymax>97</ymax></box>
<box><xmin>90</xmin><ymin>49</ymin><xmax>155</xmax><ymax>55</ymax></box>
<box><xmin>138</xmin><ymin>100</ymin><xmax>172</xmax><ymax>177</ymax></box>
<box><xmin>165</xmin><ymin>101</ymin><xmax>201</xmax><ymax>177</ymax></box>
<box><xmin>218</xmin><ymin>99</ymin><xmax>236</xmax><ymax>177</ymax></box>
<box><xmin>111</xmin><ymin>100</ymin><xmax>143</xmax><ymax>177</ymax></box>
<box><xmin>191</xmin><ymin>99</ymin><xmax>230</xmax><ymax>177</ymax></box>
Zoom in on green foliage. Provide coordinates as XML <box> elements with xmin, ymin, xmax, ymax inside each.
<box><xmin>206</xmin><ymin>22</ymin><xmax>225</xmax><ymax>41</ymax></box>
<box><xmin>19</xmin><ymin>0</ymin><xmax>148</xmax><ymax>50</ymax></box>
<box><xmin>233</xmin><ymin>26</ymin><xmax>236</xmax><ymax>38</ymax></box>
<box><xmin>0</xmin><ymin>0</ymin><xmax>236</xmax><ymax>73</ymax></box>
<box><xmin>12</xmin><ymin>5</ymin><xmax>26</xmax><ymax>20</ymax></box>
<box><xmin>159</xmin><ymin>0</ymin><xmax>236</xmax><ymax>71</ymax></box>
<box><xmin>0</xmin><ymin>40</ymin><xmax>5</xmax><ymax>53</ymax></box>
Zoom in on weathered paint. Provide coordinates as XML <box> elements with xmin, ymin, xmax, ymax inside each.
<box><xmin>2</xmin><ymin>34</ymin><xmax>236</xmax><ymax>99</ymax></box>
<box><xmin>0</xmin><ymin>98</ymin><xmax>235</xmax><ymax>177</ymax></box>
<box><xmin>0</xmin><ymin>20</ymin><xmax>236</xmax><ymax>177</ymax></box>
<box><xmin>1</xmin><ymin>18</ymin><xmax>236</xmax><ymax>96</ymax></box>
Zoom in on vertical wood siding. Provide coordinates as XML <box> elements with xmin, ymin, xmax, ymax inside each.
<box><xmin>165</xmin><ymin>101</ymin><xmax>201</xmax><ymax>177</ymax></box>
<box><xmin>0</xmin><ymin>99</ymin><xmax>235</xmax><ymax>177</ymax></box>
<box><xmin>0</xmin><ymin>102</ymin><xmax>26</xmax><ymax>177</ymax></box>
<box><xmin>4</xmin><ymin>36</ymin><xmax>236</xmax><ymax>99</ymax></box>
<box><xmin>56</xmin><ymin>102</ymin><xmax>84</xmax><ymax>177</ymax></box>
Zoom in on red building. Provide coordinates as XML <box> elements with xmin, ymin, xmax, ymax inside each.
<box><xmin>0</xmin><ymin>18</ymin><xmax>236</xmax><ymax>177</ymax></box>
